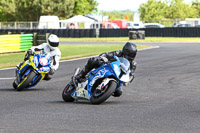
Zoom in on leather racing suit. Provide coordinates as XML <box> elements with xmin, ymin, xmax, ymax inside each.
<box><xmin>30</xmin><ymin>43</ymin><xmax>61</xmax><ymax>71</ymax></box>
<box><xmin>75</xmin><ymin>50</ymin><xmax>137</xmax><ymax>97</ymax></box>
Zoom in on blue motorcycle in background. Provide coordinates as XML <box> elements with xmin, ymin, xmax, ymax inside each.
<box><xmin>62</xmin><ymin>56</ymin><xmax>133</xmax><ymax>104</ymax></box>
<box><xmin>13</xmin><ymin>52</ymin><xmax>51</xmax><ymax>91</ymax></box>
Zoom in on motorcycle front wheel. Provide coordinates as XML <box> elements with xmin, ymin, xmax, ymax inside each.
<box><xmin>62</xmin><ymin>83</ymin><xmax>75</xmax><ymax>102</ymax></box>
<box><xmin>16</xmin><ymin>71</ymin><xmax>36</xmax><ymax>91</ymax></box>
<box><xmin>13</xmin><ymin>80</ymin><xmax>17</xmax><ymax>89</ymax></box>
<box><xmin>90</xmin><ymin>80</ymin><xmax>117</xmax><ymax>104</ymax></box>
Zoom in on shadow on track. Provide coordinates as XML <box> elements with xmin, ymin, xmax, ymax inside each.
<box><xmin>47</xmin><ymin>100</ymin><xmax>120</xmax><ymax>105</ymax></box>
<box><xmin>0</xmin><ymin>88</ymin><xmax>47</xmax><ymax>92</ymax></box>
<box><xmin>0</xmin><ymin>88</ymin><xmax>15</xmax><ymax>91</ymax></box>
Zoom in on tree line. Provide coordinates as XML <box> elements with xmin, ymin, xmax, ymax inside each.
<box><xmin>139</xmin><ymin>0</ymin><xmax>200</xmax><ymax>21</ymax></box>
<box><xmin>1</xmin><ymin>0</ymin><xmax>200</xmax><ymax>22</ymax></box>
<box><xmin>100</xmin><ymin>10</ymin><xmax>134</xmax><ymax>21</ymax></box>
<box><xmin>100</xmin><ymin>0</ymin><xmax>200</xmax><ymax>22</ymax></box>
<box><xmin>0</xmin><ymin>0</ymin><xmax>98</xmax><ymax>21</ymax></box>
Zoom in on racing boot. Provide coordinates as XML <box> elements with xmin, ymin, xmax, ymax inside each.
<box><xmin>112</xmin><ymin>87</ymin><xmax>123</xmax><ymax>97</ymax></box>
<box><xmin>75</xmin><ymin>70</ymin><xmax>87</xmax><ymax>82</ymax></box>
<box><xmin>43</xmin><ymin>74</ymin><xmax>52</xmax><ymax>81</ymax></box>
<box><xmin>72</xmin><ymin>69</ymin><xmax>88</xmax><ymax>87</ymax></box>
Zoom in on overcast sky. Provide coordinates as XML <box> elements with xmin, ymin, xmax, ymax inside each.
<box><xmin>96</xmin><ymin>0</ymin><xmax>193</xmax><ymax>11</ymax></box>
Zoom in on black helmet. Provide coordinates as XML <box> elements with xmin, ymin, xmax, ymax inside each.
<box><xmin>122</xmin><ymin>42</ymin><xmax>137</xmax><ymax>60</ymax></box>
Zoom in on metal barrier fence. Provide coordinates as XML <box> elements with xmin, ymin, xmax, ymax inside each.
<box><xmin>0</xmin><ymin>29</ymin><xmax>96</xmax><ymax>38</ymax></box>
<box><xmin>0</xmin><ymin>28</ymin><xmax>200</xmax><ymax>38</ymax></box>
<box><xmin>0</xmin><ymin>22</ymin><xmax>39</xmax><ymax>29</ymax></box>
<box><xmin>0</xmin><ymin>34</ymin><xmax>33</xmax><ymax>53</ymax></box>
<box><xmin>99</xmin><ymin>27</ymin><xmax>200</xmax><ymax>37</ymax></box>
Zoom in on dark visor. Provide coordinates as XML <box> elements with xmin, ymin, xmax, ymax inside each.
<box><xmin>48</xmin><ymin>40</ymin><xmax>59</xmax><ymax>47</ymax></box>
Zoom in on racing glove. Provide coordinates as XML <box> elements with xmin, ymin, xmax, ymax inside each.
<box><xmin>27</xmin><ymin>49</ymin><xmax>34</xmax><ymax>55</ymax></box>
<box><xmin>24</xmin><ymin>49</ymin><xmax>33</xmax><ymax>60</ymax></box>
<box><xmin>100</xmin><ymin>56</ymin><xmax>108</xmax><ymax>63</ymax></box>
<box><xmin>131</xmin><ymin>61</ymin><xmax>137</xmax><ymax>73</ymax></box>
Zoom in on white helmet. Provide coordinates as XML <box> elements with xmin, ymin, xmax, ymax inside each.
<box><xmin>48</xmin><ymin>34</ymin><xmax>59</xmax><ymax>49</ymax></box>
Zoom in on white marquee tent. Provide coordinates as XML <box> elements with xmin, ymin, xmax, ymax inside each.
<box><xmin>59</xmin><ymin>15</ymin><xmax>96</xmax><ymax>29</ymax></box>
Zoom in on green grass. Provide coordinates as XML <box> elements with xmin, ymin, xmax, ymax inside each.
<box><xmin>0</xmin><ymin>44</ymin><xmax>149</xmax><ymax>69</ymax></box>
<box><xmin>60</xmin><ymin>37</ymin><xmax>200</xmax><ymax>42</ymax></box>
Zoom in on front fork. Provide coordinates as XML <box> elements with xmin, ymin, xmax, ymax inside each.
<box><xmin>15</xmin><ymin>68</ymin><xmax>20</xmax><ymax>85</ymax></box>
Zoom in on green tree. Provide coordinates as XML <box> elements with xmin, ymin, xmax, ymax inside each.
<box><xmin>165</xmin><ymin>0</ymin><xmax>198</xmax><ymax>20</ymax></box>
<box><xmin>73</xmin><ymin>0</ymin><xmax>98</xmax><ymax>15</ymax></box>
<box><xmin>138</xmin><ymin>0</ymin><xmax>198</xmax><ymax>21</ymax></box>
<box><xmin>139</xmin><ymin>0</ymin><xmax>168</xmax><ymax>21</ymax></box>
<box><xmin>15</xmin><ymin>0</ymin><xmax>42</xmax><ymax>21</ymax></box>
<box><xmin>192</xmin><ymin>0</ymin><xmax>200</xmax><ymax>18</ymax></box>
<box><xmin>0</xmin><ymin>0</ymin><xmax>98</xmax><ymax>21</ymax></box>
<box><xmin>100</xmin><ymin>10</ymin><xmax>134</xmax><ymax>20</ymax></box>
<box><xmin>41</xmin><ymin>0</ymin><xmax>74</xmax><ymax>20</ymax></box>
<box><xmin>0</xmin><ymin>0</ymin><xmax>16</xmax><ymax>21</ymax></box>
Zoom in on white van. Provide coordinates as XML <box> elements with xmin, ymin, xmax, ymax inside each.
<box><xmin>90</xmin><ymin>22</ymin><xmax>119</xmax><ymax>29</ymax></box>
<box><xmin>38</xmin><ymin>16</ymin><xmax>60</xmax><ymax>29</ymax></box>
<box><xmin>144</xmin><ymin>23</ymin><xmax>165</xmax><ymax>28</ymax></box>
<box><xmin>127</xmin><ymin>21</ymin><xmax>145</xmax><ymax>29</ymax></box>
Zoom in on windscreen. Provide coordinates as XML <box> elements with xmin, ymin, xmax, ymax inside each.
<box><xmin>119</xmin><ymin>57</ymin><xmax>130</xmax><ymax>73</ymax></box>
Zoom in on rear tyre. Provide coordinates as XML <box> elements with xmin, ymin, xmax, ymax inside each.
<box><xmin>62</xmin><ymin>83</ymin><xmax>75</xmax><ymax>102</ymax></box>
<box><xmin>16</xmin><ymin>71</ymin><xmax>36</xmax><ymax>91</ymax></box>
<box><xmin>90</xmin><ymin>80</ymin><xmax>117</xmax><ymax>104</ymax></box>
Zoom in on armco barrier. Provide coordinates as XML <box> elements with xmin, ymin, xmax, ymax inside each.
<box><xmin>0</xmin><ymin>34</ymin><xmax>33</xmax><ymax>53</ymax></box>
<box><xmin>0</xmin><ymin>29</ymin><xmax>97</xmax><ymax>38</ymax></box>
<box><xmin>99</xmin><ymin>27</ymin><xmax>200</xmax><ymax>37</ymax></box>
<box><xmin>0</xmin><ymin>28</ymin><xmax>200</xmax><ymax>38</ymax></box>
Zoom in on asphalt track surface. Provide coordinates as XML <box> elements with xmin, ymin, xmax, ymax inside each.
<box><xmin>0</xmin><ymin>42</ymin><xmax>200</xmax><ymax>133</ymax></box>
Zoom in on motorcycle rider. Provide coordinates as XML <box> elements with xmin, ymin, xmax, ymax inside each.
<box><xmin>73</xmin><ymin>42</ymin><xmax>137</xmax><ymax>97</ymax></box>
<box><xmin>17</xmin><ymin>34</ymin><xmax>61</xmax><ymax>80</ymax></box>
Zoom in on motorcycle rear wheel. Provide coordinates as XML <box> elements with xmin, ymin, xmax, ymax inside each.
<box><xmin>16</xmin><ymin>71</ymin><xmax>36</xmax><ymax>91</ymax></box>
<box><xmin>90</xmin><ymin>80</ymin><xmax>117</xmax><ymax>104</ymax></box>
<box><xmin>62</xmin><ymin>83</ymin><xmax>75</xmax><ymax>102</ymax></box>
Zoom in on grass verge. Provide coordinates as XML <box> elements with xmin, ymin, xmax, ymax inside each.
<box><xmin>0</xmin><ymin>44</ymin><xmax>149</xmax><ymax>69</ymax></box>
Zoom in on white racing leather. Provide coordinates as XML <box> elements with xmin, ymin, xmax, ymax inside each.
<box><xmin>30</xmin><ymin>43</ymin><xmax>61</xmax><ymax>70</ymax></box>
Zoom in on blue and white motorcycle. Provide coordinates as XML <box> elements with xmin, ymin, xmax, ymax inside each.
<box><xmin>62</xmin><ymin>56</ymin><xmax>133</xmax><ymax>104</ymax></box>
<box><xmin>13</xmin><ymin>52</ymin><xmax>51</xmax><ymax>91</ymax></box>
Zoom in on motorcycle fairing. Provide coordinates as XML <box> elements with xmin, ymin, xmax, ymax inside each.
<box><xmin>87</xmin><ymin>57</ymin><xmax>121</xmax><ymax>97</ymax></box>
<box><xmin>16</xmin><ymin>54</ymin><xmax>50</xmax><ymax>89</ymax></box>
<box><xmin>71</xmin><ymin>81</ymin><xmax>89</xmax><ymax>100</ymax></box>
<box><xmin>69</xmin><ymin>56</ymin><xmax>130</xmax><ymax>101</ymax></box>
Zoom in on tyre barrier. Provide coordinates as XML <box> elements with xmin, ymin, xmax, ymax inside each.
<box><xmin>129</xmin><ymin>30</ymin><xmax>145</xmax><ymax>40</ymax></box>
<box><xmin>0</xmin><ymin>34</ymin><xmax>33</xmax><ymax>53</ymax></box>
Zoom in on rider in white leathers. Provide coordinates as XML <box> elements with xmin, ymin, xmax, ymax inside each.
<box><xmin>18</xmin><ymin>34</ymin><xmax>61</xmax><ymax>80</ymax></box>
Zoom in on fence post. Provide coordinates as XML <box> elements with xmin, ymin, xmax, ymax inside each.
<box><xmin>33</xmin><ymin>32</ymin><xmax>37</xmax><ymax>46</ymax></box>
<box><xmin>96</xmin><ymin>28</ymin><xmax>100</xmax><ymax>38</ymax></box>
<box><xmin>30</xmin><ymin>22</ymin><xmax>33</xmax><ymax>29</ymax></box>
<box><xmin>14</xmin><ymin>22</ymin><xmax>17</xmax><ymax>29</ymax></box>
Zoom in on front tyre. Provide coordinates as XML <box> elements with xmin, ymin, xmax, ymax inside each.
<box><xmin>62</xmin><ymin>83</ymin><xmax>75</xmax><ymax>102</ymax></box>
<box><xmin>90</xmin><ymin>80</ymin><xmax>117</xmax><ymax>104</ymax></box>
<box><xmin>13</xmin><ymin>80</ymin><xmax>17</xmax><ymax>89</ymax></box>
<box><xmin>16</xmin><ymin>71</ymin><xmax>36</xmax><ymax>91</ymax></box>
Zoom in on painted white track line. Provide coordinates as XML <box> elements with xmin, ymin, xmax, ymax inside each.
<box><xmin>139</xmin><ymin>46</ymin><xmax>160</xmax><ymax>51</ymax></box>
<box><xmin>0</xmin><ymin>46</ymin><xmax>160</xmax><ymax>72</ymax></box>
<box><xmin>0</xmin><ymin>77</ymin><xmax>15</xmax><ymax>80</ymax></box>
